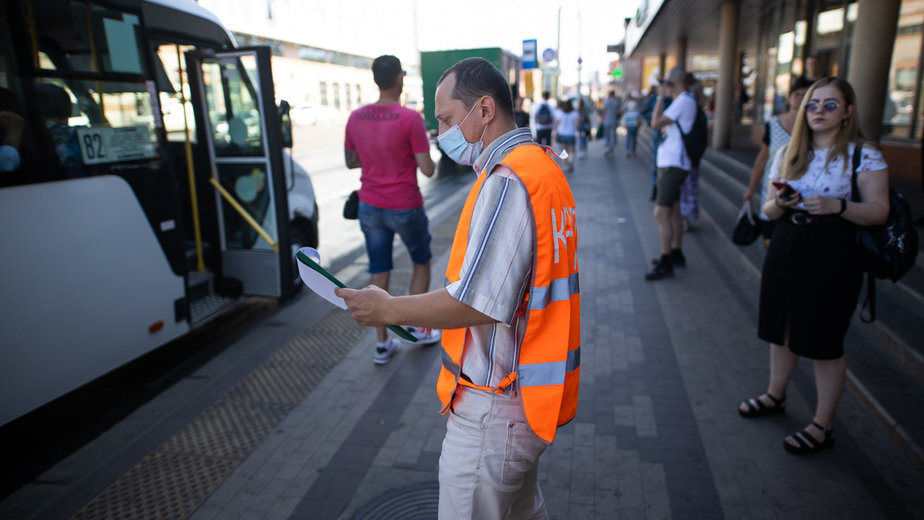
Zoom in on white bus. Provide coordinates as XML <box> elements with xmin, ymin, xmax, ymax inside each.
<box><xmin>0</xmin><ymin>0</ymin><xmax>319</xmax><ymax>427</ymax></box>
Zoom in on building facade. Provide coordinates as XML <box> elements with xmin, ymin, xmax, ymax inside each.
<box><xmin>625</xmin><ymin>0</ymin><xmax>921</xmax><ymax>181</ymax></box>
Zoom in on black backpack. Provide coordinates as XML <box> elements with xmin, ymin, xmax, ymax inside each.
<box><xmin>677</xmin><ymin>105</ymin><xmax>708</xmax><ymax>167</ymax></box>
<box><xmin>850</xmin><ymin>145</ymin><xmax>919</xmax><ymax>321</ymax></box>
<box><xmin>536</xmin><ymin>103</ymin><xmax>553</xmax><ymax>125</ymax></box>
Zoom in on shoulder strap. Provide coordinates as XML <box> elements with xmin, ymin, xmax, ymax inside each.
<box><xmin>850</xmin><ymin>143</ymin><xmax>862</xmax><ymax>203</ymax></box>
<box><xmin>850</xmin><ymin>142</ymin><xmax>876</xmax><ymax>322</ymax></box>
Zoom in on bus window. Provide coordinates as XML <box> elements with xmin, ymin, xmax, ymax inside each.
<box><xmin>21</xmin><ymin>1</ymin><xmax>160</xmax><ymax>178</ymax></box>
<box><xmin>34</xmin><ymin>81</ymin><xmax>83</xmax><ymax>172</ymax></box>
<box><xmin>32</xmin><ymin>78</ymin><xmax>158</xmax><ymax>172</ymax></box>
<box><xmin>156</xmin><ymin>43</ymin><xmax>197</xmax><ymax>142</ymax></box>
<box><xmin>33</xmin><ymin>1</ymin><xmax>148</xmax><ymax>76</ymax></box>
<box><xmin>1</xmin><ymin>7</ymin><xmax>52</xmax><ymax>186</ymax></box>
<box><xmin>200</xmin><ymin>55</ymin><xmax>264</xmax><ymax>157</ymax></box>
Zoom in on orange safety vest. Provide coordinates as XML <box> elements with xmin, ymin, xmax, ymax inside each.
<box><xmin>437</xmin><ymin>144</ymin><xmax>580</xmax><ymax>443</ymax></box>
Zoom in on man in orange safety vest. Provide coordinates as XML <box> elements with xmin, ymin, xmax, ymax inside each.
<box><xmin>336</xmin><ymin>57</ymin><xmax>579</xmax><ymax>519</ymax></box>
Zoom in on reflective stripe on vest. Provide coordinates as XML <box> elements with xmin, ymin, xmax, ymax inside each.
<box><xmin>518</xmin><ymin>348</ymin><xmax>580</xmax><ymax>387</ymax></box>
<box><xmin>437</xmin><ymin>143</ymin><xmax>580</xmax><ymax>444</ymax></box>
<box><xmin>529</xmin><ymin>272</ymin><xmax>580</xmax><ymax>311</ymax></box>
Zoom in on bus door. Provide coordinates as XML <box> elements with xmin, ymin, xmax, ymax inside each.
<box><xmin>184</xmin><ymin>47</ymin><xmax>293</xmax><ymax>298</ymax></box>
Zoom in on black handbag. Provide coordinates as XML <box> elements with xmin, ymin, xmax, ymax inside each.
<box><xmin>343</xmin><ymin>190</ymin><xmax>359</xmax><ymax>219</ymax></box>
<box><xmin>732</xmin><ymin>201</ymin><xmax>762</xmax><ymax>246</ymax></box>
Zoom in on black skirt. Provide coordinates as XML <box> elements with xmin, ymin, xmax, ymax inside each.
<box><xmin>758</xmin><ymin>213</ymin><xmax>863</xmax><ymax>359</ymax></box>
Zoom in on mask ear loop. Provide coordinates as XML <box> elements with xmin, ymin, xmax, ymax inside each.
<box><xmin>473</xmin><ymin>96</ymin><xmax>490</xmax><ymax>147</ymax></box>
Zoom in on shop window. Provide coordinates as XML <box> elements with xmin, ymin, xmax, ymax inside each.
<box><xmin>883</xmin><ymin>0</ymin><xmax>924</xmax><ymax>139</ymax></box>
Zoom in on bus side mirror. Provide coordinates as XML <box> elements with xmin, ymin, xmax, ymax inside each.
<box><xmin>278</xmin><ymin>100</ymin><xmax>293</xmax><ymax>148</ymax></box>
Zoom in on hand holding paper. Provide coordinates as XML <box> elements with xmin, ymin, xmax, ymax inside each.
<box><xmin>333</xmin><ymin>285</ymin><xmax>391</xmax><ymax>327</ymax></box>
<box><xmin>295</xmin><ymin>247</ymin><xmax>416</xmax><ymax>342</ymax></box>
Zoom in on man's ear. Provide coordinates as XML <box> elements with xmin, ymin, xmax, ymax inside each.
<box><xmin>479</xmin><ymin>95</ymin><xmax>496</xmax><ymax>124</ymax></box>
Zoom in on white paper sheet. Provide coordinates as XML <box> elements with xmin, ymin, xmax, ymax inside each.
<box><xmin>295</xmin><ymin>247</ymin><xmax>346</xmax><ymax>309</ymax></box>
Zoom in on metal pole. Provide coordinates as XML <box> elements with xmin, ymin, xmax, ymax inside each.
<box><xmin>556</xmin><ymin>4</ymin><xmax>562</xmax><ymax>97</ymax></box>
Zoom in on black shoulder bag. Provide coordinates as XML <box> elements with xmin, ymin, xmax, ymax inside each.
<box><xmin>343</xmin><ymin>190</ymin><xmax>359</xmax><ymax>220</ymax></box>
<box><xmin>850</xmin><ymin>146</ymin><xmax>919</xmax><ymax>322</ymax></box>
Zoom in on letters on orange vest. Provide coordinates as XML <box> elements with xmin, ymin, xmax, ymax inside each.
<box><xmin>551</xmin><ymin>206</ymin><xmax>577</xmax><ymax>267</ymax></box>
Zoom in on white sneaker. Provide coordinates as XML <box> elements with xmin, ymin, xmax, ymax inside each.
<box><xmin>405</xmin><ymin>326</ymin><xmax>442</xmax><ymax>345</ymax></box>
<box><xmin>373</xmin><ymin>338</ymin><xmax>400</xmax><ymax>365</ymax></box>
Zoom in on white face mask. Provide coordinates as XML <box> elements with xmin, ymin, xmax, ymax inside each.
<box><xmin>437</xmin><ymin>101</ymin><xmax>487</xmax><ymax>166</ymax></box>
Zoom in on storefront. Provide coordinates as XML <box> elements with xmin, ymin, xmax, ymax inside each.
<box><xmin>626</xmin><ymin>0</ymin><xmax>921</xmax><ymax>180</ymax></box>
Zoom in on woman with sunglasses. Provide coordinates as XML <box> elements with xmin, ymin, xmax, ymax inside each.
<box><xmin>738</xmin><ymin>77</ymin><xmax>890</xmax><ymax>455</ymax></box>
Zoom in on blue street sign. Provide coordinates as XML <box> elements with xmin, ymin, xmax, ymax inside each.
<box><xmin>542</xmin><ymin>48</ymin><xmax>557</xmax><ymax>62</ymax></box>
<box><xmin>523</xmin><ymin>39</ymin><xmax>537</xmax><ymax>70</ymax></box>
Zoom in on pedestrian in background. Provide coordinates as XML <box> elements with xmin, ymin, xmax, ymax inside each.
<box><xmin>680</xmin><ymin>74</ymin><xmax>704</xmax><ymax>228</ymax></box>
<box><xmin>533</xmin><ymin>90</ymin><xmax>554</xmax><ymax>146</ymax></box>
<box><xmin>577</xmin><ymin>98</ymin><xmax>593</xmax><ymax>158</ymax></box>
<box><xmin>743</xmin><ymin>75</ymin><xmax>813</xmax><ymax>249</ymax></box>
<box><xmin>739</xmin><ymin>77</ymin><xmax>889</xmax><ymax>455</ymax></box>
<box><xmin>640</xmin><ymin>84</ymin><xmax>664</xmax><ymax>200</ymax></box>
<box><xmin>336</xmin><ymin>56</ymin><xmax>580</xmax><ymax>519</ymax></box>
<box><xmin>343</xmin><ymin>55</ymin><xmax>441</xmax><ymax>364</ymax></box>
<box><xmin>804</xmin><ymin>55</ymin><xmax>823</xmax><ymax>82</ymax></box>
<box><xmin>645</xmin><ymin>67</ymin><xmax>696</xmax><ymax>280</ymax></box>
<box><xmin>621</xmin><ymin>99</ymin><xmax>641</xmax><ymax>158</ymax></box>
<box><xmin>554</xmin><ymin>98</ymin><xmax>579</xmax><ymax>172</ymax></box>
<box><xmin>602</xmin><ymin>90</ymin><xmax>622</xmax><ymax>156</ymax></box>
<box><xmin>513</xmin><ymin>94</ymin><xmax>530</xmax><ymax>130</ymax></box>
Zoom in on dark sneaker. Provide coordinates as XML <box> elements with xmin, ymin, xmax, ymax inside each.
<box><xmin>645</xmin><ymin>262</ymin><xmax>674</xmax><ymax>281</ymax></box>
<box><xmin>373</xmin><ymin>339</ymin><xmax>400</xmax><ymax>365</ymax></box>
<box><xmin>670</xmin><ymin>250</ymin><xmax>686</xmax><ymax>267</ymax></box>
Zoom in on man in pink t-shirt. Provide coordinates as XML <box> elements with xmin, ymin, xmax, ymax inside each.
<box><xmin>344</xmin><ymin>55</ymin><xmax>439</xmax><ymax>364</ymax></box>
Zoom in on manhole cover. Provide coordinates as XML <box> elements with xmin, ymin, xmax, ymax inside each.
<box><xmin>354</xmin><ymin>482</ymin><xmax>439</xmax><ymax>520</ymax></box>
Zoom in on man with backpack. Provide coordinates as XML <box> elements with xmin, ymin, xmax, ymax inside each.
<box><xmin>645</xmin><ymin>67</ymin><xmax>701</xmax><ymax>281</ymax></box>
<box><xmin>534</xmin><ymin>91</ymin><xmax>554</xmax><ymax>146</ymax></box>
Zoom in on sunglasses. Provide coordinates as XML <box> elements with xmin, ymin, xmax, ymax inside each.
<box><xmin>805</xmin><ymin>100</ymin><xmax>840</xmax><ymax>113</ymax></box>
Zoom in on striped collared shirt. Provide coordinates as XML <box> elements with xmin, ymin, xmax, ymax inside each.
<box><xmin>446</xmin><ymin>128</ymin><xmax>540</xmax><ymax>389</ymax></box>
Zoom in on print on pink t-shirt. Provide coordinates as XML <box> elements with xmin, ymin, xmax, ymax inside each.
<box><xmin>344</xmin><ymin>104</ymin><xmax>431</xmax><ymax>210</ymax></box>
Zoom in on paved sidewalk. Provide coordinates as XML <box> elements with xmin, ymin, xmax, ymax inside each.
<box><xmin>190</xmin><ymin>140</ymin><xmax>924</xmax><ymax>519</ymax></box>
<box><xmin>5</xmin><ymin>139</ymin><xmax>924</xmax><ymax>520</ymax></box>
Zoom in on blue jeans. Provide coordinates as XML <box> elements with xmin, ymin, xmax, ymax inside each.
<box><xmin>625</xmin><ymin>127</ymin><xmax>638</xmax><ymax>153</ymax></box>
<box><xmin>603</xmin><ymin>123</ymin><xmax>617</xmax><ymax>150</ymax></box>
<box><xmin>358</xmin><ymin>201</ymin><xmax>432</xmax><ymax>273</ymax></box>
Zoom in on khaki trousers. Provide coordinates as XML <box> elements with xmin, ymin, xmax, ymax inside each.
<box><xmin>438</xmin><ymin>386</ymin><xmax>550</xmax><ymax>520</ymax></box>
